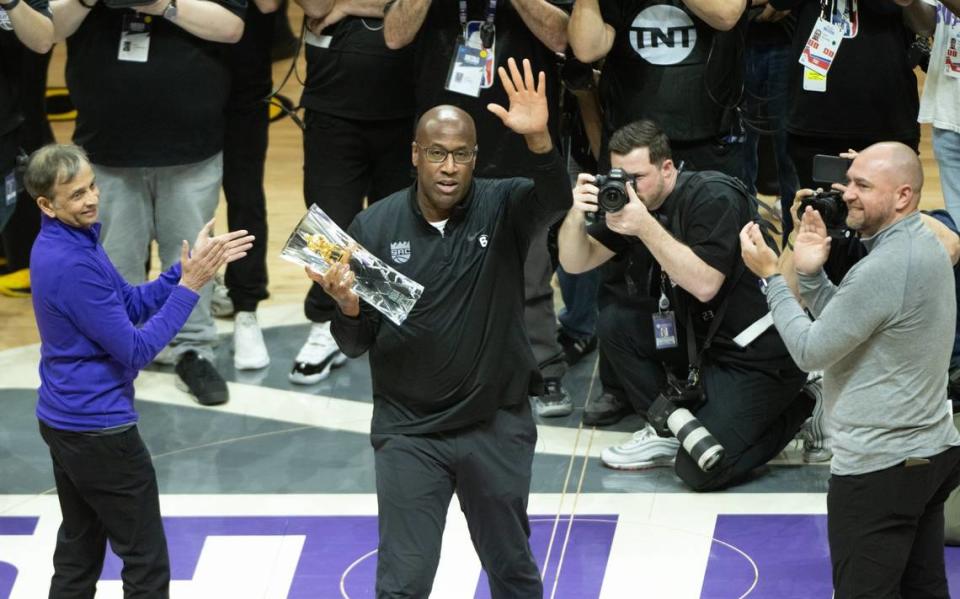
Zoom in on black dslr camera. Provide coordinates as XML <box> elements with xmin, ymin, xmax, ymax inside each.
<box><xmin>647</xmin><ymin>371</ymin><xmax>725</xmax><ymax>472</ymax></box>
<box><xmin>799</xmin><ymin>189</ymin><xmax>848</xmax><ymax>237</ymax></box>
<box><xmin>593</xmin><ymin>168</ymin><xmax>634</xmax><ymax>215</ymax></box>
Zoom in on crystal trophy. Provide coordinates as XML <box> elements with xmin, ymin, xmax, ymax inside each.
<box><xmin>280</xmin><ymin>205</ymin><xmax>424</xmax><ymax>326</ymax></box>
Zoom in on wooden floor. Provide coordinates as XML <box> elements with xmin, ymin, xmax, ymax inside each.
<box><xmin>0</xmin><ymin>12</ymin><xmax>947</xmax><ymax>351</ymax></box>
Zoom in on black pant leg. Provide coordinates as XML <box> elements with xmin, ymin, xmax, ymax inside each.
<box><xmin>597</xmin><ymin>301</ymin><xmax>687</xmax><ymax>416</ymax></box>
<box><xmin>901</xmin><ymin>447</ymin><xmax>960</xmax><ymax>598</ymax></box>
<box><xmin>40</xmin><ymin>423</ymin><xmax>169</xmax><ymax>599</ymax></box>
<box><xmin>828</xmin><ymin>447</ymin><xmax>960</xmax><ymax>599</ymax></box>
<box><xmin>456</xmin><ymin>402</ymin><xmax>542</xmax><ymax>599</ymax></box>
<box><xmin>223</xmin><ymin>81</ymin><xmax>271</xmax><ymax>312</ymax></box>
<box><xmin>675</xmin><ymin>362</ymin><xmax>808</xmax><ymax>492</ymax></box>
<box><xmin>371</xmin><ymin>432</ymin><xmax>455</xmax><ymax>599</ymax></box>
<box><xmin>302</xmin><ymin>111</ymin><xmax>376</xmax><ymax>323</ymax></box>
<box><xmin>41</xmin><ymin>425</ymin><xmax>108</xmax><ymax>599</ymax></box>
<box><xmin>367</xmin><ymin>117</ymin><xmax>414</xmax><ymax>205</ymax></box>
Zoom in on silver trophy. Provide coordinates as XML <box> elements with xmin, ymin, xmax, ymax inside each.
<box><xmin>280</xmin><ymin>205</ymin><xmax>424</xmax><ymax>326</ymax></box>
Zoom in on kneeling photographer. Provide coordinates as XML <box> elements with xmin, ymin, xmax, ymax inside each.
<box><xmin>558</xmin><ymin>120</ymin><xmax>811</xmax><ymax>492</ymax></box>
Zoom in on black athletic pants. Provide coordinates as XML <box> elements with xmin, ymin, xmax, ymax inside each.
<box><xmin>222</xmin><ymin>4</ymin><xmax>275</xmax><ymax>312</ymax></box>
<box><xmin>302</xmin><ymin>110</ymin><xmax>412</xmax><ymax>323</ymax></box>
<box><xmin>828</xmin><ymin>445</ymin><xmax>960</xmax><ymax>599</ymax></box>
<box><xmin>370</xmin><ymin>401</ymin><xmax>541</xmax><ymax>599</ymax></box>
<box><xmin>39</xmin><ymin>422</ymin><xmax>169</xmax><ymax>599</ymax></box>
<box><xmin>598</xmin><ymin>301</ymin><xmax>810</xmax><ymax>491</ymax></box>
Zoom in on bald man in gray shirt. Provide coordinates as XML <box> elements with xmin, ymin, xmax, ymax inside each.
<box><xmin>741</xmin><ymin>142</ymin><xmax>960</xmax><ymax>599</ymax></box>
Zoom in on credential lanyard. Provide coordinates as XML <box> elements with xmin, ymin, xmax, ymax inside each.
<box><xmin>458</xmin><ymin>0</ymin><xmax>498</xmax><ymax>48</ymax></box>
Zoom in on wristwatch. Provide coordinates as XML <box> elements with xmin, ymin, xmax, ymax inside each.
<box><xmin>162</xmin><ymin>0</ymin><xmax>176</xmax><ymax>20</ymax></box>
<box><xmin>758</xmin><ymin>273</ymin><xmax>782</xmax><ymax>296</ymax></box>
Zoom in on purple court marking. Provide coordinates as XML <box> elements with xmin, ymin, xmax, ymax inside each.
<box><xmin>92</xmin><ymin>514</ymin><xmax>618</xmax><ymax>598</ymax></box>
<box><xmin>702</xmin><ymin>515</ymin><xmax>960</xmax><ymax>598</ymax></box>
<box><xmin>0</xmin><ymin>517</ymin><xmax>37</xmax><ymax>599</ymax></box>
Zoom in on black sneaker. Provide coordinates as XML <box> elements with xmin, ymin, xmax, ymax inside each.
<box><xmin>175</xmin><ymin>351</ymin><xmax>229</xmax><ymax>406</ymax></box>
<box><xmin>533</xmin><ymin>378</ymin><xmax>573</xmax><ymax>417</ymax></box>
<box><xmin>582</xmin><ymin>392</ymin><xmax>630</xmax><ymax>426</ymax></box>
<box><xmin>558</xmin><ymin>331</ymin><xmax>598</xmax><ymax>366</ymax></box>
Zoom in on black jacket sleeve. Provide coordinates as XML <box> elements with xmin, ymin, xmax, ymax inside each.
<box><xmin>508</xmin><ymin>147</ymin><xmax>574</xmax><ymax>240</ymax></box>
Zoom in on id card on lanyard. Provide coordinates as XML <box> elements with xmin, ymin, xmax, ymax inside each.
<box><xmin>118</xmin><ymin>12</ymin><xmax>152</xmax><ymax>63</ymax></box>
<box><xmin>946</xmin><ymin>20</ymin><xmax>960</xmax><ymax>79</ymax></box>
<box><xmin>445</xmin><ymin>0</ymin><xmax>498</xmax><ymax>97</ymax></box>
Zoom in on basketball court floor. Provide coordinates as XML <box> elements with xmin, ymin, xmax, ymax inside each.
<box><xmin>4</xmin><ymin>305</ymin><xmax>960</xmax><ymax>598</ymax></box>
<box><xmin>2</xmin><ymin>29</ymin><xmax>958</xmax><ymax>599</ymax></box>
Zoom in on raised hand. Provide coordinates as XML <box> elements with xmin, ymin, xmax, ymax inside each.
<box><xmin>180</xmin><ymin>228</ymin><xmax>255</xmax><ymax>292</ymax></box>
<box><xmin>305</xmin><ymin>263</ymin><xmax>360</xmax><ymax>317</ymax></box>
<box><xmin>793</xmin><ymin>207</ymin><xmax>832</xmax><ymax>276</ymax></box>
<box><xmin>486</xmin><ymin>58</ymin><xmax>548</xmax><ymax>138</ymax></box>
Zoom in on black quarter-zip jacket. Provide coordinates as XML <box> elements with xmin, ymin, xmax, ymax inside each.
<box><xmin>332</xmin><ymin>148</ymin><xmax>573</xmax><ymax>435</ymax></box>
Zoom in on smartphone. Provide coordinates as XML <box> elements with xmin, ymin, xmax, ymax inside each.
<box><xmin>812</xmin><ymin>154</ymin><xmax>852</xmax><ymax>184</ymax></box>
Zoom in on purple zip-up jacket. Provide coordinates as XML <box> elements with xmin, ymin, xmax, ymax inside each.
<box><xmin>30</xmin><ymin>215</ymin><xmax>199</xmax><ymax>431</ymax></box>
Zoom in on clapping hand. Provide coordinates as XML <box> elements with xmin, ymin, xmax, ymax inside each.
<box><xmin>793</xmin><ymin>208</ymin><xmax>832</xmax><ymax>275</ymax></box>
<box><xmin>739</xmin><ymin>222</ymin><xmax>780</xmax><ymax>279</ymax></box>
<box><xmin>180</xmin><ymin>219</ymin><xmax>255</xmax><ymax>292</ymax></box>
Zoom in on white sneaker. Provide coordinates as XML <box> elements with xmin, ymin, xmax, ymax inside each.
<box><xmin>601</xmin><ymin>425</ymin><xmax>680</xmax><ymax>470</ymax></box>
<box><xmin>211</xmin><ymin>274</ymin><xmax>235</xmax><ymax>318</ymax></box>
<box><xmin>289</xmin><ymin>322</ymin><xmax>347</xmax><ymax>384</ymax></box>
<box><xmin>233</xmin><ymin>311</ymin><xmax>270</xmax><ymax>370</ymax></box>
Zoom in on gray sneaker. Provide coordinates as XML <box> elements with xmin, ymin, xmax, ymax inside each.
<box><xmin>583</xmin><ymin>392</ymin><xmax>631</xmax><ymax>426</ymax></box>
<box><xmin>601</xmin><ymin>425</ymin><xmax>679</xmax><ymax>470</ymax></box>
<box><xmin>533</xmin><ymin>378</ymin><xmax>573</xmax><ymax>417</ymax></box>
<box><xmin>800</xmin><ymin>376</ymin><xmax>832</xmax><ymax>463</ymax></box>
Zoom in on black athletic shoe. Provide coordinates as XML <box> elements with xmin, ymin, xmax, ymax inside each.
<box><xmin>558</xmin><ymin>331</ymin><xmax>598</xmax><ymax>366</ymax></box>
<box><xmin>175</xmin><ymin>351</ymin><xmax>229</xmax><ymax>406</ymax></box>
<box><xmin>582</xmin><ymin>392</ymin><xmax>630</xmax><ymax>426</ymax></box>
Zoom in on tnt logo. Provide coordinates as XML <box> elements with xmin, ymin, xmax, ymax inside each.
<box><xmin>629</xmin><ymin>5</ymin><xmax>698</xmax><ymax>65</ymax></box>
<box><xmin>390</xmin><ymin>241</ymin><xmax>411</xmax><ymax>264</ymax></box>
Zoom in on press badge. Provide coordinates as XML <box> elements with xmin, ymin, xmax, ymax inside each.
<box><xmin>445</xmin><ymin>43</ymin><xmax>484</xmax><ymax>97</ymax></box>
<box><xmin>653</xmin><ymin>291</ymin><xmax>677</xmax><ymax>350</ymax></box>
<box><xmin>653</xmin><ymin>311</ymin><xmax>678</xmax><ymax>350</ymax></box>
<box><xmin>799</xmin><ymin>19</ymin><xmax>842</xmax><ymax>77</ymax></box>
<box><xmin>118</xmin><ymin>13</ymin><xmax>152</xmax><ymax>63</ymax></box>
<box><xmin>945</xmin><ymin>26</ymin><xmax>960</xmax><ymax>80</ymax></box>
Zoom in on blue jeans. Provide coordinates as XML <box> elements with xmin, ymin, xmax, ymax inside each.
<box><xmin>934</xmin><ymin>127</ymin><xmax>960</xmax><ymax>229</ymax></box>
<box><xmin>557</xmin><ymin>266</ymin><xmax>599</xmax><ymax>340</ymax></box>
<box><xmin>742</xmin><ymin>41</ymin><xmax>799</xmax><ymax>242</ymax></box>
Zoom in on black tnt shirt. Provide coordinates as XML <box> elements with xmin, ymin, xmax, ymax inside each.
<box><xmin>598</xmin><ymin>0</ymin><xmax>747</xmax><ymax>142</ymax></box>
<box><xmin>589</xmin><ymin>172</ymin><xmax>796</xmax><ymax>370</ymax></box>
<box><xmin>300</xmin><ymin>17</ymin><xmax>415</xmax><ymax>120</ymax></box>
<box><xmin>410</xmin><ymin>0</ymin><xmax>563</xmax><ymax>178</ymax></box>
<box><xmin>66</xmin><ymin>0</ymin><xmax>246</xmax><ymax>168</ymax></box>
<box><xmin>0</xmin><ymin>0</ymin><xmax>51</xmax><ymax>162</ymax></box>
<box><xmin>770</xmin><ymin>0</ymin><xmax>919</xmax><ymax>141</ymax></box>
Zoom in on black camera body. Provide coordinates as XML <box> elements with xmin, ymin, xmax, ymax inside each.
<box><xmin>799</xmin><ymin>189</ymin><xmax>848</xmax><ymax>236</ymax></box>
<box><xmin>647</xmin><ymin>374</ymin><xmax>724</xmax><ymax>472</ymax></box>
<box><xmin>594</xmin><ymin>168</ymin><xmax>634</xmax><ymax>214</ymax></box>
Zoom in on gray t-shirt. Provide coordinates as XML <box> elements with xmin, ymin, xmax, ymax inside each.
<box><xmin>767</xmin><ymin>212</ymin><xmax>960</xmax><ymax>475</ymax></box>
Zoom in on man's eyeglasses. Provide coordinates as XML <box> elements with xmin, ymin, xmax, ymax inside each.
<box><xmin>415</xmin><ymin>143</ymin><xmax>478</xmax><ymax>164</ymax></box>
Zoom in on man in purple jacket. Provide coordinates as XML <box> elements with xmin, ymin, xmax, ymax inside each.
<box><xmin>26</xmin><ymin>144</ymin><xmax>254</xmax><ymax>598</ymax></box>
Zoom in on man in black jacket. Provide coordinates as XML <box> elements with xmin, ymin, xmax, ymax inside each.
<box><xmin>307</xmin><ymin>58</ymin><xmax>571</xmax><ymax>599</ymax></box>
